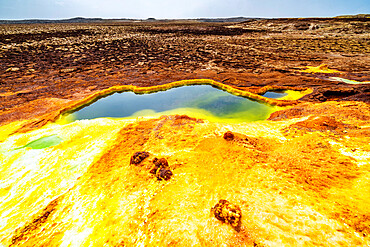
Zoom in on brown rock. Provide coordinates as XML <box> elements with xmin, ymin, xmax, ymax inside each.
<box><xmin>212</xmin><ymin>199</ymin><xmax>242</xmax><ymax>231</ymax></box>
<box><xmin>223</xmin><ymin>131</ymin><xmax>235</xmax><ymax>141</ymax></box>
<box><xmin>6</xmin><ymin>67</ymin><xmax>20</xmax><ymax>72</ymax></box>
<box><xmin>156</xmin><ymin>168</ymin><xmax>173</xmax><ymax>181</ymax></box>
<box><xmin>150</xmin><ymin>157</ymin><xmax>169</xmax><ymax>174</ymax></box>
<box><xmin>130</xmin><ymin>151</ymin><xmax>150</xmax><ymax>165</ymax></box>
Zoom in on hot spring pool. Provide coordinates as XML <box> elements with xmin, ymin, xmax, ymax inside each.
<box><xmin>65</xmin><ymin>85</ymin><xmax>286</xmax><ymax>123</ymax></box>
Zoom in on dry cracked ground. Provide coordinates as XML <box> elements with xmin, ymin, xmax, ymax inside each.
<box><xmin>0</xmin><ymin>18</ymin><xmax>370</xmax><ymax>246</ymax></box>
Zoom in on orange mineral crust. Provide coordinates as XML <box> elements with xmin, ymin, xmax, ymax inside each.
<box><xmin>1</xmin><ymin>102</ymin><xmax>369</xmax><ymax>246</ymax></box>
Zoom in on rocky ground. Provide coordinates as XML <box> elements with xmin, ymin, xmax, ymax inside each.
<box><xmin>0</xmin><ymin>18</ymin><xmax>369</xmax><ymax>246</ymax></box>
<box><xmin>0</xmin><ymin>18</ymin><xmax>369</xmax><ymax>127</ymax></box>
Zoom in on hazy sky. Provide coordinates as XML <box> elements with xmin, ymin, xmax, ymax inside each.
<box><xmin>0</xmin><ymin>0</ymin><xmax>369</xmax><ymax>20</ymax></box>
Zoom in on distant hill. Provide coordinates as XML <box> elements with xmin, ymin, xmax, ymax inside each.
<box><xmin>196</xmin><ymin>17</ymin><xmax>260</xmax><ymax>23</ymax></box>
<box><xmin>0</xmin><ymin>16</ymin><xmax>259</xmax><ymax>25</ymax></box>
<box><xmin>0</xmin><ymin>17</ymin><xmax>134</xmax><ymax>24</ymax></box>
<box><xmin>335</xmin><ymin>14</ymin><xmax>370</xmax><ymax>18</ymax></box>
<box><xmin>1</xmin><ymin>15</ymin><xmax>368</xmax><ymax>25</ymax></box>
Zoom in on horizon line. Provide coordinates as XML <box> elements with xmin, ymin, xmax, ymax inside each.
<box><xmin>1</xmin><ymin>13</ymin><xmax>369</xmax><ymax>21</ymax></box>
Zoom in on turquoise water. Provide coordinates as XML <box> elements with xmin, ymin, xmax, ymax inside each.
<box><xmin>68</xmin><ymin>85</ymin><xmax>282</xmax><ymax>123</ymax></box>
<box><xmin>262</xmin><ymin>91</ymin><xmax>288</xmax><ymax>99</ymax></box>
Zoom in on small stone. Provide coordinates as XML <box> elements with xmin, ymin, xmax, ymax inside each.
<box><xmin>146</xmin><ymin>70</ymin><xmax>155</xmax><ymax>74</ymax></box>
<box><xmin>156</xmin><ymin>168</ymin><xmax>173</xmax><ymax>181</ymax></box>
<box><xmin>212</xmin><ymin>199</ymin><xmax>242</xmax><ymax>230</ymax></box>
<box><xmin>150</xmin><ymin>157</ymin><xmax>169</xmax><ymax>174</ymax></box>
<box><xmin>130</xmin><ymin>151</ymin><xmax>150</xmax><ymax>165</ymax></box>
<box><xmin>60</xmin><ymin>68</ymin><xmax>76</xmax><ymax>73</ymax></box>
<box><xmin>6</xmin><ymin>67</ymin><xmax>20</xmax><ymax>72</ymax></box>
<box><xmin>223</xmin><ymin>131</ymin><xmax>234</xmax><ymax>141</ymax></box>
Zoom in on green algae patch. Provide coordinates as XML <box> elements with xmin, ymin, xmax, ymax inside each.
<box><xmin>0</xmin><ymin>118</ymin><xmax>126</xmax><ymax>176</ymax></box>
<box><xmin>127</xmin><ymin>106</ymin><xmax>280</xmax><ymax>124</ymax></box>
<box><xmin>21</xmin><ymin>135</ymin><xmax>62</xmax><ymax>149</ymax></box>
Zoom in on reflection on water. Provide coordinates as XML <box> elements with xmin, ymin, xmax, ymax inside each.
<box><xmin>68</xmin><ymin>85</ymin><xmax>282</xmax><ymax>123</ymax></box>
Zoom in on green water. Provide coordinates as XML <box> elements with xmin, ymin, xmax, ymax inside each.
<box><xmin>21</xmin><ymin>135</ymin><xmax>62</xmax><ymax>149</ymax></box>
<box><xmin>68</xmin><ymin>85</ymin><xmax>282</xmax><ymax>123</ymax></box>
